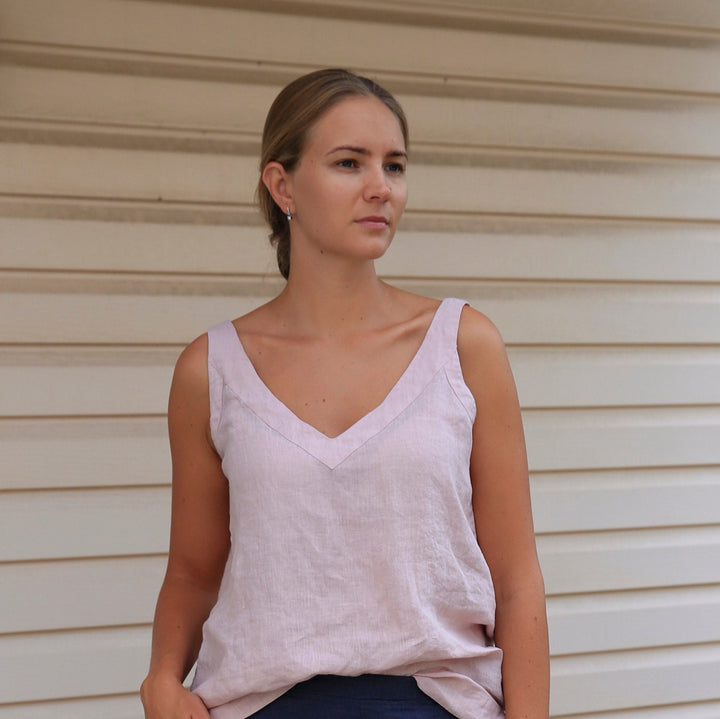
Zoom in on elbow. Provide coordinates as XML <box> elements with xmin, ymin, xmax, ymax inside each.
<box><xmin>494</xmin><ymin>559</ymin><xmax>546</xmax><ymax>608</ymax></box>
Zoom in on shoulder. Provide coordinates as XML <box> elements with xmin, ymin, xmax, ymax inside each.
<box><xmin>457</xmin><ymin>304</ymin><xmax>507</xmax><ymax>366</ymax></box>
<box><xmin>456</xmin><ymin>304</ymin><xmax>515</xmax><ymax>399</ymax></box>
<box><xmin>175</xmin><ymin>332</ymin><xmax>209</xmax><ymax>380</ymax></box>
<box><xmin>170</xmin><ymin>333</ymin><xmax>210</xmax><ymax>410</ymax></box>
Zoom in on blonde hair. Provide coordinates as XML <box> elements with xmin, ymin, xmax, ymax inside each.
<box><xmin>257</xmin><ymin>68</ymin><xmax>409</xmax><ymax>279</ymax></box>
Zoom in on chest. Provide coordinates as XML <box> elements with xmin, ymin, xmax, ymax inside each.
<box><xmin>239</xmin><ymin>326</ymin><xmax>428</xmax><ymax>438</ymax></box>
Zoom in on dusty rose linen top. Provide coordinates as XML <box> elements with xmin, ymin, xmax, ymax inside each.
<box><xmin>191</xmin><ymin>298</ymin><xmax>504</xmax><ymax>719</ymax></box>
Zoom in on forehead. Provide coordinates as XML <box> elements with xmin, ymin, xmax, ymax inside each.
<box><xmin>305</xmin><ymin>95</ymin><xmax>406</xmax><ymax>151</ymax></box>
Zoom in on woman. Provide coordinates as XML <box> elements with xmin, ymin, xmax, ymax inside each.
<box><xmin>141</xmin><ymin>68</ymin><xmax>549</xmax><ymax>719</ymax></box>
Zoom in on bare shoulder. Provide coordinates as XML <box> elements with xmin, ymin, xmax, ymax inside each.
<box><xmin>173</xmin><ymin>333</ymin><xmax>209</xmax><ymax>388</ymax></box>
<box><xmin>456</xmin><ymin>304</ymin><xmax>519</xmax><ymax>410</ymax></box>
<box><xmin>169</xmin><ymin>333</ymin><xmax>211</xmax><ymax>416</ymax></box>
<box><xmin>457</xmin><ymin>305</ymin><xmax>508</xmax><ymax>369</ymax></box>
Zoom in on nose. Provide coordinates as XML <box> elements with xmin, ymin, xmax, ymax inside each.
<box><xmin>364</xmin><ymin>166</ymin><xmax>392</xmax><ymax>201</ymax></box>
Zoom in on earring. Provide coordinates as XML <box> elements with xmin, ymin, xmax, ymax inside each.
<box><xmin>286</xmin><ymin>206</ymin><xmax>292</xmax><ymax>221</ymax></box>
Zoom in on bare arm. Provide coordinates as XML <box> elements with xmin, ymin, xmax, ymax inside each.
<box><xmin>141</xmin><ymin>335</ymin><xmax>231</xmax><ymax>719</ymax></box>
<box><xmin>458</xmin><ymin>307</ymin><xmax>549</xmax><ymax>719</ymax></box>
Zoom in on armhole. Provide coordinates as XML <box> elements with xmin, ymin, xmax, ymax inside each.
<box><xmin>206</xmin><ymin>322</ymin><xmax>229</xmax><ymax>444</ymax></box>
<box><xmin>207</xmin><ymin>359</ymin><xmax>223</xmax><ymax>441</ymax></box>
<box><xmin>444</xmin><ymin>300</ymin><xmax>477</xmax><ymax>423</ymax></box>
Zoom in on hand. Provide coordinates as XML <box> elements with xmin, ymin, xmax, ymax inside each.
<box><xmin>140</xmin><ymin>673</ymin><xmax>210</xmax><ymax>719</ymax></box>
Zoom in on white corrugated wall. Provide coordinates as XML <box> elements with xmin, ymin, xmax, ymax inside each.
<box><xmin>1</xmin><ymin>1</ymin><xmax>719</xmax><ymax>716</ymax></box>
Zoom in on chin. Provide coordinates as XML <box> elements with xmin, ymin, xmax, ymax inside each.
<box><xmin>360</xmin><ymin>237</ymin><xmax>393</xmax><ymax>261</ymax></box>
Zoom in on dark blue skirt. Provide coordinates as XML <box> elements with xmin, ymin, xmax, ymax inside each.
<box><xmin>247</xmin><ymin>674</ymin><xmax>458</xmax><ymax>718</ymax></box>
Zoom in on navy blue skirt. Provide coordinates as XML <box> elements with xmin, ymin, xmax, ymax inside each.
<box><xmin>247</xmin><ymin>674</ymin><xmax>458</xmax><ymax>718</ymax></box>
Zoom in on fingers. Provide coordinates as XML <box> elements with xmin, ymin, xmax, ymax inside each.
<box><xmin>187</xmin><ymin>692</ymin><xmax>211</xmax><ymax>719</ymax></box>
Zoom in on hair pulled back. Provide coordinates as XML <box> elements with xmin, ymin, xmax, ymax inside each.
<box><xmin>257</xmin><ymin>68</ymin><xmax>409</xmax><ymax>280</ymax></box>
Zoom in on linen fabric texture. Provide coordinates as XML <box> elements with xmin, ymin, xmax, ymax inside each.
<box><xmin>191</xmin><ymin>297</ymin><xmax>505</xmax><ymax>719</ymax></box>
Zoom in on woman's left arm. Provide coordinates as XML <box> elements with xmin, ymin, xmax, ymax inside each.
<box><xmin>458</xmin><ymin>306</ymin><xmax>549</xmax><ymax>719</ymax></box>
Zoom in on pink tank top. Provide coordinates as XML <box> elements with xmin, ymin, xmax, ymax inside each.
<box><xmin>191</xmin><ymin>298</ymin><xmax>504</xmax><ymax>719</ymax></box>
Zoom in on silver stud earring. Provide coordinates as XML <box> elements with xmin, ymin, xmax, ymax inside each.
<box><xmin>286</xmin><ymin>206</ymin><xmax>292</xmax><ymax>221</ymax></box>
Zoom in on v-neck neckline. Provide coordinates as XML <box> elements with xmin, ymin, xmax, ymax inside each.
<box><xmin>222</xmin><ymin>299</ymin><xmax>451</xmax><ymax>468</ymax></box>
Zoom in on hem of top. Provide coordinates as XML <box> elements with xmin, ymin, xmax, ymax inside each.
<box><xmin>201</xmin><ymin>684</ymin><xmax>291</xmax><ymax>719</ymax></box>
<box><xmin>413</xmin><ymin>674</ymin><xmax>505</xmax><ymax>719</ymax></box>
<box><xmin>199</xmin><ymin>675</ymin><xmax>503</xmax><ymax>719</ymax></box>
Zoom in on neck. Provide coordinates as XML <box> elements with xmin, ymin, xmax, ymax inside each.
<box><xmin>272</xmin><ymin>258</ymin><xmax>393</xmax><ymax>337</ymax></box>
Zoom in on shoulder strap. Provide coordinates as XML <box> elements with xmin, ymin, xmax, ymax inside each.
<box><xmin>206</xmin><ymin>320</ymin><xmax>239</xmax><ymax>438</ymax></box>
<box><xmin>441</xmin><ymin>297</ymin><xmax>467</xmax><ymax>342</ymax></box>
<box><xmin>438</xmin><ymin>298</ymin><xmax>476</xmax><ymax>422</ymax></box>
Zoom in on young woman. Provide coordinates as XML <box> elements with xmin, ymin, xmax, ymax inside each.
<box><xmin>141</xmin><ymin>68</ymin><xmax>549</xmax><ymax>719</ymax></box>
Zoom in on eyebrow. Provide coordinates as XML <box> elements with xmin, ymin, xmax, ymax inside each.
<box><xmin>326</xmin><ymin>145</ymin><xmax>408</xmax><ymax>159</ymax></box>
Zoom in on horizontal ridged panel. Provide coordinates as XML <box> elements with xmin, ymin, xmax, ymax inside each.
<box><xmin>0</xmin><ymin>218</ymin><xmax>276</xmax><ymax>276</ymax></box>
<box><xmin>510</xmin><ymin>347</ymin><xmax>720</xmax><ymax>408</ymax></box>
<box><xmin>0</xmin><ymin>695</ymin><xmax>141</xmax><ymax>719</ymax></box>
<box><xmin>0</xmin><ymin>556</ymin><xmax>164</xmax><ymax>633</ymax></box>
<box><xmin>0</xmin><ymin>364</ymin><xmax>174</xmax><ymax>417</ymax></box>
<box><xmin>0</xmin><ymin>627</ymin><xmax>150</xmax><ymax>704</ymax></box>
<box><xmin>464</xmin><ymin>0</ymin><xmax>720</xmax><ymax>29</ymax></box>
<box><xmin>539</xmin><ymin>526</ymin><xmax>720</xmax><ymax>593</ymax></box>
<box><xmin>556</xmin><ymin>700</ymin><xmax>720</xmax><ymax>719</ymax></box>
<box><xmin>3</xmin><ymin>282</ymin><xmax>720</xmax><ymax>344</ymax></box>
<box><xmin>524</xmin><ymin>407</ymin><xmax>720</xmax><ymax>470</ymax></box>
<box><xmin>0</xmin><ymin>487</ymin><xmax>170</xmax><ymax>561</ymax></box>
<box><xmin>1</xmin><ymin>627</ymin><xmax>718</xmax><ymax>711</ymax></box>
<box><xmin>0</xmin><ymin>289</ymin><xmax>265</xmax><ymax>345</ymax></box>
<box><xmin>4</xmin><ymin>487</ymin><xmax>719</xmax><ymax>594</ymax></box>
<box><xmin>6</xmin><ymin>64</ymin><xmax>720</xmax><ymax>158</ymax></box>
<box><xmin>548</xmin><ymin>586</ymin><xmax>720</xmax><ymax>654</ymax></box>
<box><xmin>3</xmin><ymin>0</ymin><xmax>720</xmax><ymax>93</ymax></box>
<box><xmin>408</xmin><ymin>161</ymin><xmax>720</xmax><ymax>220</ymax></box>
<box><xmin>2</xmin><ymin>409</ymin><xmax>718</xmax><ymax>491</ymax></box>
<box><xmin>5</xmin><ymin>143</ymin><xmax>720</xmax><ymax>219</ymax></box>
<box><xmin>4</xmin><ymin>217</ymin><xmax>720</xmax><ymax>282</ymax></box>
<box><xmin>550</xmin><ymin>645</ymin><xmax>720</xmax><ymax>715</ymax></box>
<box><xmin>531</xmin><ymin>468</ymin><xmax>720</xmax><ymax>532</ymax></box>
<box><xmin>0</xmin><ymin>144</ymin><xmax>255</xmax><ymax>204</ymax></box>
<box><xmin>383</xmin><ymin>227</ymin><xmax>720</xmax><ymax>282</ymax></box>
<box><xmin>2</xmin><ymin>346</ymin><xmax>719</xmax><ymax>417</ymax></box>
<box><xmin>0</xmin><ymin>418</ymin><xmax>169</xmax><ymax>490</ymax></box>
<box><xmin>2</xmin><ymin>557</ymin><xmax>718</xmax><ymax>656</ymax></box>
<box><xmin>0</xmin><ymin>65</ymin><xmax>276</xmax><ymax>138</ymax></box>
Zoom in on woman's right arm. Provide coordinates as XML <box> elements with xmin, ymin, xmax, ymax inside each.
<box><xmin>141</xmin><ymin>335</ymin><xmax>231</xmax><ymax>719</ymax></box>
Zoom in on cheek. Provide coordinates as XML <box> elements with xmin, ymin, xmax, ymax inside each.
<box><xmin>394</xmin><ymin>184</ymin><xmax>409</xmax><ymax>210</ymax></box>
<box><xmin>309</xmin><ymin>172</ymin><xmax>353</xmax><ymax>203</ymax></box>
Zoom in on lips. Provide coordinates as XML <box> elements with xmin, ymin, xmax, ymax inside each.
<box><xmin>356</xmin><ymin>216</ymin><xmax>389</xmax><ymax>228</ymax></box>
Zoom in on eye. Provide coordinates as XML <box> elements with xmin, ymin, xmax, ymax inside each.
<box><xmin>385</xmin><ymin>162</ymin><xmax>406</xmax><ymax>174</ymax></box>
<box><xmin>337</xmin><ymin>158</ymin><xmax>358</xmax><ymax>169</ymax></box>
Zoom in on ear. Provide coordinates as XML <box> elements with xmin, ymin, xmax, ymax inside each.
<box><xmin>261</xmin><ymin>161</ymin><xmax>294</xmax><ymax>216</ymax></box>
